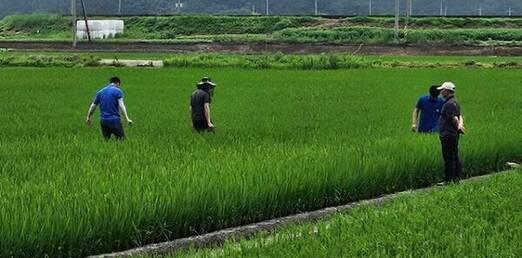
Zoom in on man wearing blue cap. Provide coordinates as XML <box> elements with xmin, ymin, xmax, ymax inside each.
<box><xmin>86</xmin><ymin>77</ymin><xmax>133</xmax><ymax>140</ymax></box>
<box><xmin>438</xmin><ymin>82</ymin><xmax>465</xmax><ymax>182</ymax></box>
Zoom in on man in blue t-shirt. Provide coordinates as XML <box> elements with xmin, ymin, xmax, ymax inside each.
<box><xmin>411</xmin><ymin>85</ymin><xmax>445</xmax><ymax>133</ymax></box>
<box><xmin>86</xmin><ymin>77</ymin><xmax>133</xmax><ymax>140</ymax></box>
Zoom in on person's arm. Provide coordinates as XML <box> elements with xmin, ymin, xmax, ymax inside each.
<box><xmin>411</xmin><ymin>108</ymin><xmax>420</xmax><ymax>132</ymax></box>
<box><xmin>458</xmin><ymin>115</ymin><xmax>465</xmax><ymax>134</ymax></box>
<box><xmin>86</xmin><ymin>103</ymin><xmax>98</xmax><ymax>126</ymax></box>
<box><xmin>204</xmin><ymin>103</ymin><xmax>214</xmax><ymax>128</ymax></box>
<box><xmin>118</xmin><ymin>98</ymin><xmax>133</xmax><ymax>125</ymax></box>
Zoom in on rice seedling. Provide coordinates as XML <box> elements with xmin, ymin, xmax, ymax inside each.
<box><xmin>180</xmin><ymin>170</ymin><xmax>522</xmax><ymax>257</ymax></box>
<box><xmin>0</xmin><ymin>67</ymin><xmax>519</xmax><ymax>256</ymax></box>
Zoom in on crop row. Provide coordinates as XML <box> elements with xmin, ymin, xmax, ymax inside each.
<box><xmin>177</xmin><ymin>170</ymin><xmax>522</xmax><ymax>257</ymax></box>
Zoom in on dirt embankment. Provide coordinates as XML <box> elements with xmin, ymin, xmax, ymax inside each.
<box><xmin>2</xmin><ymin>41</ymin><xmax>522</xmax><ymax>56</ymax></box>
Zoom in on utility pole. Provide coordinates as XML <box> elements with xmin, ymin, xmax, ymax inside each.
<box><xmin>508</xmin><ymin>7</ymin><xmax>512</xmax><ymax>16</ymax></box>
<box><xmin>445</xmin><ymin>4</ymin><xmax>448</xmax><ymax>16</ymax></box>
<box><xmin>118</xmin><ymin>0</ymin><xmax>122</xmax><ymax>16</ymax></box>
<box><xmin>71</xmin><ymin>0</ymin><xmax>77</xmax><ymax>47</ymax></box>
<box><xmin>408</xmin><ymin>0</ymin><xmax>413</xmax><ymax>17</ymax></box>
<box><xmin>266</xmin><ymin>0</ymin><xmax>269</xmax><ymax>15</ymax></box>
<box><xmin>314</xmin><ymin>0</ymin><xmax>318</xmax><ymax>16</ymax></box>
<box><xmin>369</xmin><ymin>0</ymin><xmax>372</xmax><ymax>16</ymax></box>
<box><xmin>478</xmin><ymin>5</ymin><xmax>483</xmax><ymax>16</ymax></box>
<box><xmin>440</xmin><ymin>0</ymin><xmax>443</xmax><ymax>16</ymax></box>
<box><xmin>80</xmin><ymin>0</ymin><xmax>91</xmax><ymax>42</ymax></box>
<box><xmin>394</xmin><ymin>0</ymin><xmax>400</xmax><ymax>41</ymax></box>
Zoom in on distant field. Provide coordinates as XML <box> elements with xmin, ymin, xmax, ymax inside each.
<box><xmin>177</xmin><ymin>170</ymin><xmax>522</xmax><ymax>258</ymax></box>
<box><xmin>2</xmin><ymin>15</ymin><xmax>522</xmax><ymax>46</ymax></box>
<box><xmin>0</xmin><ymin>67</ymin><xmax>520</xmax><ymax>256</ymax></box>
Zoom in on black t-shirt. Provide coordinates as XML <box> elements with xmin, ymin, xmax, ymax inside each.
<box><xmin>439</xmin><ymin>96</ymin><xmax>461</xmax><ymax>137</ymax></box>
<box><xmin>191</xmin><ymin>89</ymin><xmax>211</xmax><ymax>120</ymax></box>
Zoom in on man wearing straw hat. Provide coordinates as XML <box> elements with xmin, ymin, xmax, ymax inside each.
<box><xmin>190</xmin><ymin>77</ymin><xmax>216</xmax><ymax>132</ymax></box>
<box><xmin>438</xmin><ymin>82</ymin><xmax>465</xmax><ymax>182</ymax></box>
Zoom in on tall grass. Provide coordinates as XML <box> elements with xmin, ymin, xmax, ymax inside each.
<box><xmin>2</xmin><ymin>52</ymin><xmax>521</xmax><ymax>69</ymax></box>
<box><xmin>0</xmin><ymin>14</ymin><xmax>69</xmax><ymax>33</ymax></box>
<box><xmin>124</xmin><ymin>16</ymin><xmax>315</xmax><ymax>39</ymax></box>
<box><xmin>343</xmin><ymin>16</ymin><xmax>522</xmax><ymax>28</ymax></box>
<box><xmin>0</xmin><ymin>67</ymin><xmax>520</xmax><ymax>256</ymax></box>
<box><xmin>275</xmin><ymin>26</ymin><xmax>522</xmax><ymax>45</ymax></box>
<box><xmin>3</xmin><ymin>15</ymin><xmax>522</xmax><ymax>46</ymax></box>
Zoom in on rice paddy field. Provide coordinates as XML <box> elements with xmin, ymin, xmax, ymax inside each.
<box><xmin>0</xmin><ymin>66</ymin><xmax>521</xmax><ymax>256</ymax></box>
<box><xmin>178</xmin><ymin>169</ymin><xmax>522</xmax><ymax>258</ymax></box>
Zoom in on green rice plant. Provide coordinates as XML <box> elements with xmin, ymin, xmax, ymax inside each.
<box><xmin>0</xmin><ymin>67</ymin><xmax>520</xmax><ymax>256</ymax></box>
<box><xmin>180</xmin><ymin>170</ymin><xmax>522</xmax><ymax>257</ymax></box>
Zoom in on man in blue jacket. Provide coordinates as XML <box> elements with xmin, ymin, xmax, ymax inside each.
<box><xmin>86</xmin><ymin>77</ymin><xmax>133</xmax><ymax>140</ymax></box>
<box><xmin>411</xmin><ymin>85</ymin><xmax>445</xmax><ymax>133</ymax></box>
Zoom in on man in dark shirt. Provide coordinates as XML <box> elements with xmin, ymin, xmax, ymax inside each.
<box><xmin>190</xmin><ymin>77</ymin><xmax>216</xmax><ymax>132</ymax></box>
<box><xmin>437</xmin><ymin>82</ymin><xmax>465</xmax><ymax>182</ymax></box>
<box><xmin>412</xmin><ymin>85</ymin><xmax>445</xmax><ymax>133</ymax></box>
<box><xmin>86</xmin><ymin>77</ymin><xmax>133</xmax><ymax>140</ymax></box>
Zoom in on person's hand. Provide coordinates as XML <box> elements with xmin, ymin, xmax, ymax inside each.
<box><xmin>458</xmin><ymin>124</ymin><xmax>466</xmax><ymax>134</ymax></box>
<box><xmin>127</xmin><ymin>119</ymin><xmax>134</xmax><ymax>126</ymax></box>
<box><xmin>411</xmin><ymin>124</ymin><xmax>417</xmax><ymax>132</ymax></box>
<box><xmin>207</xmin><ymin>122</ymin><xmax>215</xmax><ymax>132</ymax></box>
<box><xmin>86</xmin><ymin>117</ymin><xmax>92</xmax><ymax>127</ymax></box>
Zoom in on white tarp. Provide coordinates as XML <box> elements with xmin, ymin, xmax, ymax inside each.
<box><xmin>76</xmin><ymin>20</ymin><xmax>124</xmax><ymax>39</ymax></box>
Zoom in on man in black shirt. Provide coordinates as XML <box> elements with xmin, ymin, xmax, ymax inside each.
<box><xmin>437</xmin><ymin>82</ymin><xmax>466</xmax><ymax>182</ymax></box>
<box><xmin>190</xmin><ymin>77</ymin><xmax>216</xmax><ymax>132</ymax></box>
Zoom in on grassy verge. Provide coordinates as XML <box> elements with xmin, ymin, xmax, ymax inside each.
<box><xmin>177</xmin><ymin>169</ymin><xmax>522</xmax><ymax>257</ymax></box>
<box><xmin>1</xmin><ymin>52</ymin><xmax>522</xmax><ymax>69</ymax></box>
<box><xmin>274</xmin><ymin>27</ymin><xmax>522</xmax><ymax>46</ymax></box>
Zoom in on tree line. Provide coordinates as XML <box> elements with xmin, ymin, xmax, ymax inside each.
<box><xmin>1</xmin><ymin>0</ymin><xmax>521</xmax><ymax>18</ymax></box>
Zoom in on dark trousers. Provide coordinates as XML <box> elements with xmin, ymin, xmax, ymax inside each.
<box><xmin>192</xmin><ymin>118</ymin><xmax>210</xmax><ymax>133</ymax></box>
<box><xmin>440</xmin><ymin>135</ymin><xmax>462</xmax><ymax>182</ymax></box>
<box><xmin>101</xmin><ymin>122</ymin><xmax>125</xmax><ymax>140</ymax></box>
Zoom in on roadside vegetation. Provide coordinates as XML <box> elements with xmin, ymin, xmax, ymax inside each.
<box><xmin>177</xmin><ymin>170</ymin><xmax>522</xmax><ymax>258</ymax></box>
<box><xmin>0</xmin><ymin>67</ymin><xmax>520</xmax><ymax>256</ymax></box>
<box><xmin>1</xmin><ymin>51</ymin><xmax>522</xmax><ymax>69</ymax></box>
<box><xmin>2</xmin><ymin>14</ymin><xmax>522</xmax><ymax>46</ymax></box>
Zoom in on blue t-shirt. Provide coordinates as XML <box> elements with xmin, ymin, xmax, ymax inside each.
<box><xmin>93</xmin><ymin>84</ymin><xmax>123</xmax><ymax>124</ymax></box>
<box><xmin>416</xmin><ymin>95</ymin><xmax>445</xmax><ymax>133</ymax></box>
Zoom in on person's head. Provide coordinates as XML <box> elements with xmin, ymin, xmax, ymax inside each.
<box><xmin>197</xmin><ymin>77</ymin><xmax>216</xmax><ymax>95</ymax></box>
<box><xmin>437</xmin><ymin>82</ymin><xmax>456</xmax><ymax>99</ymax></box>
<box><xmin>110</xmin><ymin>77</ymin><xmax>121</xmax><ymax>87</ymax></box>
<box><xmin>429</xmin><ymin>85</ymin><xmax>441</xmax><ymax>99</ymax></box>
